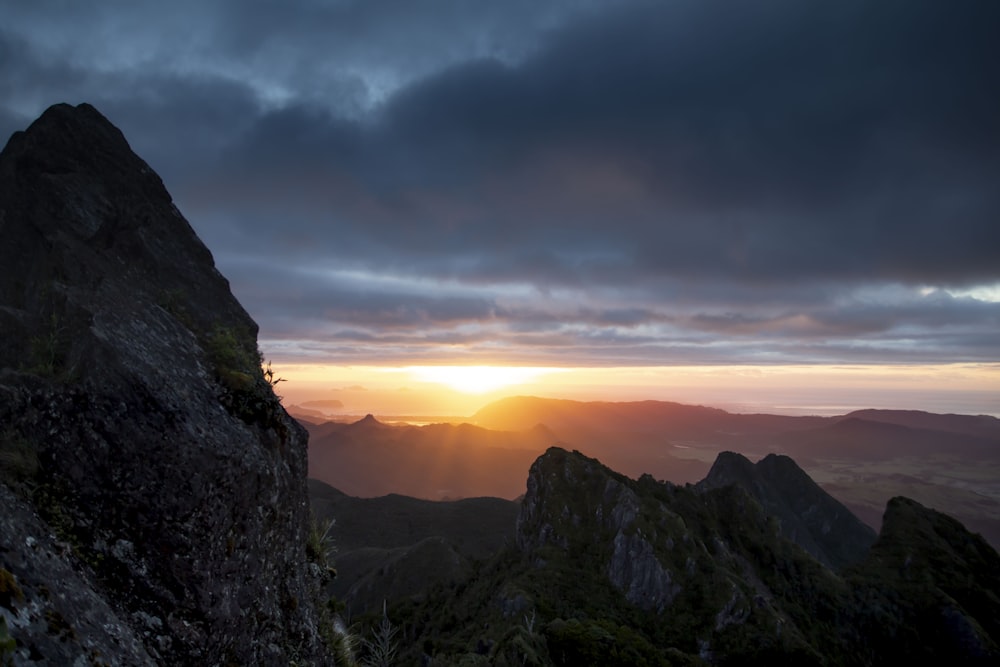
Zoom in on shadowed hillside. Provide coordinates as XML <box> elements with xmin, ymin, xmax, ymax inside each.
<box><xmin>309</xmin><ymin>479</ymin><xmax>519</xmax><ymax>615</ymax></box>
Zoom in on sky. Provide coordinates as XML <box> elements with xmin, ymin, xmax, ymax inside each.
<box><xmin>2</xmin><ymin>1</ymin><xmax>998</xmax><ymax>416</ymax></box>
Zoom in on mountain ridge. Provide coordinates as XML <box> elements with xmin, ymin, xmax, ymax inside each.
<box><xmin>378</xmin><ymin>446</ymin><xmax>1000</xmax><ymax>664</ymax></box>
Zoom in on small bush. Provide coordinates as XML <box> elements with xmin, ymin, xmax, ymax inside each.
<box><xmin>26</xmin><ymin>313</ymin><xmax>66</xmax><ymax>376</ymax></box>
<box><xmin>0</xmin><ymin>616</ymin><xmax>16</xmax><ymax>664</ymax></box>
<box><xmin>205</xmin><ymin>325</ymin><xmax>286</xmax><ymax>429</ymax></box>
<box><xmin>307</xmin><ymin>515</ymin><xmax>337</xmax><ymax>573</ymax></box>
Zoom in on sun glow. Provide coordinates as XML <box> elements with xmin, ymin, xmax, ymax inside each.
<box><xmin>261</xmin><ymin>361</ymin><xmax>1000</xmax><ymax>419</ymax></box>
<box><xmin>405</xmin><ymin>365</ymin><xmax>564</xmax><ymax>394</ymax></box>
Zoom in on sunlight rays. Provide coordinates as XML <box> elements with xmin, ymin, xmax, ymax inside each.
<box><xmin>404</xmin><ymin>365</ymin><xmax>566</xmax><ymax>394</ymax></box>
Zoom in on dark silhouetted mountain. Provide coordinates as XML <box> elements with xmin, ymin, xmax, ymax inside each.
<box><xmin>308</xmin><ymin>478</ymin><xmax>518</xmax><ymax>615</ymax></box>
<box><xmin>0</xmin><ymin>104</ymin><xmax>330</xmax><ymax>664</ymax></box>
<box><xmin>697</xmin><ymin>451</ymin><xmax>877</xmax><ymax>569</ymax></box>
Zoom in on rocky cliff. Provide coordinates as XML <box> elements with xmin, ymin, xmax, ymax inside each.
<box><xmin>0</xmin><ymin>103</ymin><xmax>330</xmax><ymax>665</ymax></box>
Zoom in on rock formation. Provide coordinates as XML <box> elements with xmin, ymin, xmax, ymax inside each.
<box><xmin>697</xmin><ymin>450</ymin><xmax>876</xmax><ymax>569</ymax></box>
<box><xmin>0</xmin><ymin>103</ymin><xmax>330</xmax><ymax>665</ymax></box>
<box><xmin>490</xmin><ymin>446</ymin><xmax>999</xmax><ymax>664</ymax></box>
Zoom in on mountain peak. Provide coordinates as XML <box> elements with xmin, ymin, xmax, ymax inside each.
<box><xmin>0</xmin><ymin>102</ymin><xmax>255</xmax><ymax>375</ymax></box>
<box><xmin>699</xmin><ymin>450</ymin><xmax>876</xmax><ymax>569</ymax></box>
<box><xmin>0</xmin><ymin>104</ymin><xmax>328</xmax><ymax>664</ymax></box>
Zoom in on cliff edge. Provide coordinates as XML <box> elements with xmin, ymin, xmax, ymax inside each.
<box><xmin>0</xmin><ymin>103</ymin><xmax>330</xmax><ymax>665</ymax></box>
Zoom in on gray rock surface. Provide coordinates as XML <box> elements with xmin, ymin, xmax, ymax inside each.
<box><xmin>517</xmin><ymin>448</ymin><xmax>685</xmax><ymax>613</ymax></box>
<box><xmin>0</xmin><ymin>103</ymin><xmax>330</xmax><ymax>665</ymax></box>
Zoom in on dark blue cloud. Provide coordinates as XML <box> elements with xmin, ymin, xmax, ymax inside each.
<box><xmin>1</xmin><ymin>0</ymin><xmax>998</xmax><ymax>366</ymax></box>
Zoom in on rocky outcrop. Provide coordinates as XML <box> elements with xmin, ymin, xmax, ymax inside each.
<box><xmin>698</xmin><ymin>451</ymin><xmax>876</xmax><ymax>569</ymax></box>
<box><xmin>852</xmin><ymin>496</ymin><xmax>1000</xmax><ymax>661</ymax></box>
<box><xmin>0</xmin><ymin>104</ymin><xmax>329</xmax><ymax>664</ymax></box>
<box><xmin>514</xmin><ymin>448</ymin><xmax>845</xmax><ymax>660</ymax></box>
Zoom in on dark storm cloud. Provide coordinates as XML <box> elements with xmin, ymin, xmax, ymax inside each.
<box><xmin>362</xmin><ymin>0</ymin><xmax>1000</xmax><ymax>285</ymax></box>
<box><xmin>2</xmin><ymin>0</ymin><xmax>998</xmax><ymax>365</ymax></box>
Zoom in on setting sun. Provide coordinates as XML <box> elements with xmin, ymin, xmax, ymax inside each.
<box><xmin>404</xmin><ymin>365</ymin><xmax>564</xmax><ymax>394</ymax></box>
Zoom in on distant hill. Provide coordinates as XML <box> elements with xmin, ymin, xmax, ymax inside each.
<box><xmin>774</xmin><ymin>416</ymin><xmax>999</xmax><ymax>460</ymax></box>
<box><xmin>840</xmin><ymin>408</ymin><xmax>1000</xmax><ymax>439</ymax></box>
<box><xmin>305</xmin><ymin>415</ymin><xmax>556</xmax><ymax>499</ymax></box>
<box><xmin>471</xmin><ymin>395</ymin><xmax>829</xmax><ymax>437</ymax></box>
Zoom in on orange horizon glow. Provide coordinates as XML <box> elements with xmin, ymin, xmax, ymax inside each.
<box><xmin>265</xmin><ymin>361</ymin><xmax>1000</xmax><ymax>420</ymax></box>
<box><xmin>402</xmin><ymin>365</ymin><xmax>568</xmax><ymax>394</ymax></box>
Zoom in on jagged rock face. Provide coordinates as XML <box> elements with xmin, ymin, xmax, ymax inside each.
<box><xmin>509</xmin><ymin>447</ymin><xmax>1000</xmax><ymax>664</ymax></box>
<box><xmin>515</xmin><ymin>447</ymin><xmax>850</xmax><ymax>661</ymax></box>
<box><xmin>517</xmin><ymin>447</ymin><xmax>682</xmax><ymax>612</ymax></box>
<box><xmin>698</xmin><ymin>451</ymin><xmax>876</xmax><ymax>569</ymax></box>
<box><xmin>0</xmin><ymin>104</ymin><xmax>328</xmax><ymax>665</ymax></box>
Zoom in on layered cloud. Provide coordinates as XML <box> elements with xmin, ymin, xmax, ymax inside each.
<box><xmin>2</xmin><ymin>0</ymin><xmax>998</xmax><ymax>366</ymax></box>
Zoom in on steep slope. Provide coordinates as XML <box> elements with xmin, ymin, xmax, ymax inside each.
<box><xmin>698</xmin><ymin>451</ymin><xmax>876</xmax><ymax>569</ymax></box>
<box><xmin>0</xmin><ymin>103</ymin><xmax>329</xmax><ymax>664</ymax></box>
<box><xmin>308</xmin><ymin>478</ymin><xmax>519</xmax><ymax>614</ymax></box>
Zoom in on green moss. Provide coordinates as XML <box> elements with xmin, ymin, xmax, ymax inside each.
<box><xmin>0</xmin><ymin>569</ymin><xmax>24</xmax><ymax>611</ymax></box>
<box><xmin>204</xmin><ymin>325</ymin><xmax>286</xmax><ymax>431</ymax></box>
<box><xmin>206</xmin><ymin>326</ymin><xmax>260</xmax><ymax>377</ymax></box>
<box><xmin>544</xmin><ymin>618</ymin><xmax>672</xmax><ymax>667</ymax></box>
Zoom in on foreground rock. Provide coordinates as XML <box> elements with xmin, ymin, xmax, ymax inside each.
<box><xmin>0</xmin><ymin>104</ymin><xmax>330</xmax><ymax>664</ymax></box>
